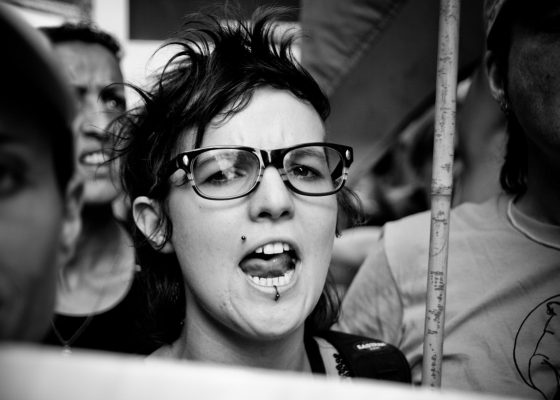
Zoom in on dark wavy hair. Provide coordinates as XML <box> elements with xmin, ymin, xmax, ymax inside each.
<box><xmin>486</xmin><ymin>0</ymin><xmax>527</xmax><ymax>195</ymax></box>
<box><xmin>115</xmin><ymin>7</ymin><xmax>361</xmax><ymax>336</ymax></box>
<box><xmin>39</xmin><ymin>22</ymin><xmax>123</xmax><ymax>60</ymax></box>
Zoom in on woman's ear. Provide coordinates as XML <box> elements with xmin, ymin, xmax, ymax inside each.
<box><xmin>133</xmin><ymin>196</ymin><xmax>174</xmax><ymax>253</ymax></box>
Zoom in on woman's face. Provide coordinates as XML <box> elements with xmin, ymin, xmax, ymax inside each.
<box><xmin>167</xmin><ymin>88</ymin><xmax>337</xmax><ymax>341</ymax></box>
<box><xmin>0</xmin><ymin>111</ymin><xmax>68</xmax><ymax>341</ymax></box>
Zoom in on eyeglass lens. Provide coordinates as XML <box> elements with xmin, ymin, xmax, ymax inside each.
<box><xmin>191</xmin><ymin>145</ymin><xmax>345</xmax><ymax>198</ymax></box>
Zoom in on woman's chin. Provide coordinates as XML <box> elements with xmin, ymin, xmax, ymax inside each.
<box><xmin>236</xmin><ymin>308</ymin><xmax>306</xmax><ymax>341</ymax></box>
<box><xmin>244</xmin><ymin>325</ymin><xmax>300</xmax><ymax>342</ymax></box>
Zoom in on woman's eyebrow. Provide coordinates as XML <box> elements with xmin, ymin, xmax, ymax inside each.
<box><xmin>99</xmin><ymin>85</ymin><xmax>126</xmax><ymax>104</ymax></box>
<box><xmin>0</xmin><ymin>132</ymin><xmax>21</xmax><ymax>146</ymax></box>
<box><xmin>100</xmin><ymin>84</ymin><xmax>125</xmax><ymax>97</ymax></box>
<box><xmin>0</xmin><ymin>133</ymin><xmax>14</xmax><ymax>142</ymax></box>
<box><xmin>0</xmin><ymin>134</ymin><xmax>34</xmax><ymax>164</ymax></box>
<box><xmin>0</xmin><ymin>132</ymin><xmax>44</xmax><ymax>155</ymax></box>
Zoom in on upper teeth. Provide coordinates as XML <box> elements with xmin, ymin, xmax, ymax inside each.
<box><xmin>255</xmin><ymin>242</ymin><xmax>291</xmax><ymax>255</ymax></box>
<box><xmin>83</xmin><ymin>151</ymin><xmax>107</xmax><ymax>165</ymax></box>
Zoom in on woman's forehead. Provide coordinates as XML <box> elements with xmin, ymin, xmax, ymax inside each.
<box><xmin>173</xmin><ymin>129</ymin><xmax>196</xmax><ymax>154</ymax></box>
<box><xmin>198</xmin><ymin>90</ymin><xmax>323</xmax><ymax>149</ymax></box>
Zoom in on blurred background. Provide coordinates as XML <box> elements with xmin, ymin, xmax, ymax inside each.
<box><xmin>6</xmin><ymin>0</ymin><xmax>505</xmax><ymax>226</ymax></box>
<box><xmin>5</xmin><ymin>0</ymin><xmax>299</xmax><ymax>104</ymax></box>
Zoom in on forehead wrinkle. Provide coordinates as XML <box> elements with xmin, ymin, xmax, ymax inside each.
<box><xmin>55</xmin><ymin>43</ymin><xmax>122</xmax><ymax>89</ymax></box>
<box><xmin>196</xmin><ymin>89</ymin><xmax>326</xmax><ymax>150</ymax></box>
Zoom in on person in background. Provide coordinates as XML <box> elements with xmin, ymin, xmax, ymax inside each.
<box><xmin>453</xmin><ymin>65</ymin><xmax>506</xmax><ymax>205</ymax></box>
<box><xmin>336</xmin><ymin>0</ymin><xmax>560</xmax><ymax>398</ymax></box>
<box><xmin>116</xmin><ymin>7</ymin><xmax>410</xmax><ymax>381</ymax></box>
<box><xmin>330</xmin><ymin>64</ymin><xmax>507</xmax><ymax>294</ymax></box>
<box><xmin>330</xmin><ymin>104</ymin><xmax>436</xmax><ymax>293</ymax></box>
<box><xmin>40</xmin><ymin>23</ymin><xmax>183</xmax><ymax>354</ymax></box>
<box><xmin>0</xmin><ymin>4</ymin><xmax>81</xmax><ymax>343</ymax></box>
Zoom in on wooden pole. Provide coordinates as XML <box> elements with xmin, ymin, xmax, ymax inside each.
<box><xmin>421</xmin><ymin>0</ymin><xmax>460</xmax><ymax>388</ymax></box>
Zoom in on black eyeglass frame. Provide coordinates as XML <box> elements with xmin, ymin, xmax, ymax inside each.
<box><xmin>164</xmin><ymin>142</ymin><xmax>353</xmax><ymax>200</ymax></box>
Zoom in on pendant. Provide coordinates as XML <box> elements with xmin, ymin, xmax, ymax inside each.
<box><xmin>62</xmin><ymin>345</ymin><xmax>72</xmax><ymax>355</ymax></box>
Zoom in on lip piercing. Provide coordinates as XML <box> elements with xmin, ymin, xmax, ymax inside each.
<box><xmin>273</xmin><ymin>285</ymin><xmax>280</xmax><ymax>302</ymax></box>
<box><xmin>241</xmin><ymin>235</ymin><xmax>247</xmax><ymax>241</ymax></box>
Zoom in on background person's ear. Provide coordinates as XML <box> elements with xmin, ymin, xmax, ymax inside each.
<box><xmin>485</xmin><ymin>50</ymin><xmax>508</xmax><ymax>112</ymax></box>
<box><xmin>59</xmin><ymin>176</ymin><xmax>84</xmax><ymax>265</ymax></box>
<box><xmin>133</xmin><ymin>196</ymin><xmax>174</xmax><ymax>253</ymax></box>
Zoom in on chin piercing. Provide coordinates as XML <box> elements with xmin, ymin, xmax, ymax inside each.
<box><xmin>273</xmin><ymin>285</ymin><xmax>280</xmax><ymax>302</ymax></box>
<box><xmin>241</xmin><ymin>235</ymin><xmax>247</xmax><ymax>241</ymax></box>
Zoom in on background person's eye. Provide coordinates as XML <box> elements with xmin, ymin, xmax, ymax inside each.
<box><xmin>104</xmin><ymin>97</ymin><xmax>126</xmax><ymax>112</ymax></box>
<box><xmin>100</xmin><ymin>86</ymin><xmax>126</xmax><ymax>113</ymax></box>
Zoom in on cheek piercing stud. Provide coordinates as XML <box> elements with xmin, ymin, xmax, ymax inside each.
<box><xmin>241</xmin><ymin>235</ymin><xmax>247</xmax><ymax>241</ymax></box>
<box><xmin>273</xmin><ymin>285</ymin><xmax>280</xmax><ymax>302</ymax></box>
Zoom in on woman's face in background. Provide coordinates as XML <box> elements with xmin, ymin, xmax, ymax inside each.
<box><xmin>0</xmin><ymin>111</ymin><xmax>66</xmax><ymax>341</ymax></box>
<box><xmin>54</xmin><ymin>41</ymin><xmax>125</xmax><ymax>206</ymax></box>
<box><xmin>166</xmin><ymin>88</ymin><xmax>338</xmax><ymax>342</ymax></box>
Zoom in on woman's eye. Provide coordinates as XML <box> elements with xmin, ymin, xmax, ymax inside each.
<box><xmin>290</xmin><ymin>165</ymin><xmax>319</xmax><ymax>179</ymax></box>
<box><xmin>205</xmin><ymin>168</ymin><xmax>244</xmax><ymax>185</ymax></box>
<box><xmin>0</xmin><ymin>164</ymin><xmax>24</xmax><ymax>196</ymax></box>
<box><xmin>208</xmin><ymin>170</ymin><xmax>231</xmax><ymax>183</ymax></box>
<box><xmin>105</xmin><ymin>98</ymin><xmax>126</xmax><ymax>112</ymax></box>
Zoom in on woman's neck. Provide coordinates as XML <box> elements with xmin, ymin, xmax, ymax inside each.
<box><xmin>160</xmin><ymin>308</ymin><xmax>311</xmax><ymax>373</ymax></box>
<box><xmin>55</xmin><ymin>202</ymin><xmax>136</xmax><ymax>314</ymax></box>
<box><xmin>70</xmin><ymin>203</ymin><xmax>132</xmax><ymax>274</ymax></box>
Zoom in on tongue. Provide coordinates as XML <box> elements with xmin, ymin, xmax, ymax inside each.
<box><xmin>239</xmin><ymin>253</ymin><xmax>295</xmax><ymax>278</ymax></box>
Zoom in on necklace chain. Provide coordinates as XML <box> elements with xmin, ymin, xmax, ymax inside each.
<box><xmin>50</xmin><ymin>315</ymin><xmax>97</xmax><ymax>355</ymax></box>
<box><xmin>50</xmin><ymin>249</ymin><xmax>125</xmax><ymax>355</ymax></box>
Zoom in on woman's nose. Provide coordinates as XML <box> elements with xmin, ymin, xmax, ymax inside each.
<box><xmin>248</xmin><ymin>166</ymin><xmax>295</xmax><ymax>221</ymax></box>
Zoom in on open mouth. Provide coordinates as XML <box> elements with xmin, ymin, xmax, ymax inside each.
<box><xmin>239</xmin><ymin>242</ymin><xmax>298</xmax><ymax>287</ymax></box>
<box><xmin>79</xmin><ymin>150</ymin><xmax>109</xmax><ymax>166</ymax></box>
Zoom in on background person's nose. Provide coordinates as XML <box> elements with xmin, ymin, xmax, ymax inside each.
<box><xmin>77</xmin><ymin>97</ymin><xmax>112</xmax><ymax>141</ymax></box>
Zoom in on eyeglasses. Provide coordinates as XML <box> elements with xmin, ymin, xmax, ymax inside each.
<box><xmin>165</xmin><ymin>142</ymin><xmax>353</xmax><ymax>200</ymax></box>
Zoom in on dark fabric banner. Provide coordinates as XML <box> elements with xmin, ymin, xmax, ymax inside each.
<box><xmin>129</xmin><ymin>0</ymin><xmax>299</xmax><ymax>40</ymax></box>
<box><xmin>300</xmin><ymin>0</ymin><xmax>485</xmax><ymax>176</ymax></box>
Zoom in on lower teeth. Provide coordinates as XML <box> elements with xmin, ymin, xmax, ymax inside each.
<box><xmin>250</xmin><ymin>269</ymin><xmax>294</xmax><ymax>287</ymax></box>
